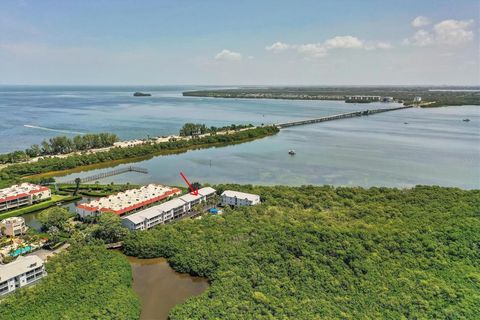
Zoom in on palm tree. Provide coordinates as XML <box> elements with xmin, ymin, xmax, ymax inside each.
<box><xmin>73</xmin><ymin>177</ymin><xmax>81</xmax><ymax>196</ymax></box>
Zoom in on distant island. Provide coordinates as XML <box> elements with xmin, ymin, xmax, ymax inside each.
<box><xmin>183</xmin><ymin>86</ymin><xmax>480</xmax><ymax>108</ymax></box>
<box><xmin>133</xmin><ymin>92</ymin><xmax>152</xmax><ymax>97</ymax></box>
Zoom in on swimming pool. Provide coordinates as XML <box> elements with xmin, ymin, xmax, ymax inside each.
<box><xmin>10</xmin><ymin>246</ymin><xmax>32</xmax><ymax>257</ymax></box>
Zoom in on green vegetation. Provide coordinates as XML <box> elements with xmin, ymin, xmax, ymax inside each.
<box><xmin>124</xmin><ymin>185</ymin><xmax>480</xmax><ymax>319</ymax></box>
<box><xmin>179</xmin><ymin>123</ymin><xmax>254</xmax><ymax>136</ymax></box>
<box><xmin>91</xmin><ymin>213</ymin><xmax>128</xmax><ymax>243</ymax></box>
<box><xmin>183</xmin><ymin>86</ymin><xmax>480</xmax><ymax>107</ymax></box>
<box><xmin>37</xmin><ymin>207</ymin><xmax>75</xmax><ymax>247</ymax></box>
<box><xmin>0</xmin><ymin>245</ymin><xmax>141</xmax><ymax>320</ymax></box>
<box><xmin>0</xmin><ymin>125</ymin><xmax>278</xmax><ymax>188</ymax></box>
<box><xmin>0</xmin><ymin>133</ymin><xmax>119</xmax><ymax>164</ymax></box>
<box><xmin>38</xmin><ymin>206</ymin><xmax>73</xmax><ymax>231</ymax></box>
<box><xmin>0</xmin><ymin>194</ymin><xmax>80</xmax><ymax>220</ymax></box>
<box><xmin>57</xmin><ymin>182</ymin><xmax>139</xmax><ymax>197</ymax></box>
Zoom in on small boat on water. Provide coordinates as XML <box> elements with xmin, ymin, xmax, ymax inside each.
<box><xmin>463</xmin><ymin>118</ymin><xmax>471</xmax><ymax>122</ymax></box>
<box><xmin>288</xmin><ymin>149</ymin><xmax>296</xmax><ymax>155</ymax></box>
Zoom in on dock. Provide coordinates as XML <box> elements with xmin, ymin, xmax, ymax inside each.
<box><xmin>276</xmin><ymin>105</ymin><xmax>412</xmax><ymax>128</ymax></box>
<box><xmin>64</xmin><ymin>166</ymin><xmax>148</xmax><ymax>184</ymax></box>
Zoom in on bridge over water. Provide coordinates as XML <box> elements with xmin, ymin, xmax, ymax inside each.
<box><xmin>276</xmin><ymin>105</ymin><xmax>413</xmax><ymax>129</ymax></box>
<box><xmin>64</xmin><ymin>166</ymin><xmax>148</xmax><ymax>184</ymax></box>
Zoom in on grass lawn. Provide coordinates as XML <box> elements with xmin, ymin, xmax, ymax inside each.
<box><xmin>0</xmin><ymin>194</ymin><xmax>80</xmax><ymax>219</ymax></box>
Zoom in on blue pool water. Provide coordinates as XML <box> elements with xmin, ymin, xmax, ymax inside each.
<box><xmin>10</xmin><ymin>246</ymin><xmax>32</xmax><ymax>257</ymax></box>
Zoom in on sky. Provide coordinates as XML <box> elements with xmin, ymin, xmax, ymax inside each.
<box><xmin>0</xmin><ymin>0</ymin><xmax>478</xmax><ymax>86</ymax></box>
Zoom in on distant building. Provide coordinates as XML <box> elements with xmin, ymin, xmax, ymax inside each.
<box><xmin>414</xmin><ymin>96</ymin><xmax>422</xmax><ymax>103</ymax></box>
<box><xmin>221</xmin><ymin>190</ymin><xmax>260</xmax><ymax>207</ymax></box>
<box><xmin>0</xmin><ymin>255</ymin><xmax>46</xmax><ymax>296</ymax></box>
<box><xmin>381</xmin><ymin>96</ymin><xmax>394</xmax><ymax>102</ymax></box>
<box><xmin>0</xmin><ymin>183</ymin><xmax>51</xmax><ymax>212</ymax></box>
<box><xmin>76</xmin><ymin>184</ymin><xmax>181</xmax><ymax>218</ymax></box>
<box><xmin>122</xmin><ymin>187</ymin><xmax>217</xmax><ymax>231</ymax></box>
<box><xmin>1</xmin><ymin>217</ymin><xmax>27</xmax><ymax>237</ymax></box>
<box><xmin>344</xmin><ymin>95</ymin><xmax>381</xmax><ymax>102</ymax></box>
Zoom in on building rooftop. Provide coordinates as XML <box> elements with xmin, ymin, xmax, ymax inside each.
<box><xmin>178</xmin><ymin>192</ymin><xmax>201</xmax><ymax>203</ymax></box>
<box><xmin>0</xmin><ymin>183</ymin><xmax>50</xmax><ymax>203</ymax></box>
<box><xmin>77</xmin><ymin>184</ymin><xmax>181</xmax><ymax>215</ymax></box>
<box><xmin>157</xmin><ymin>198</ymin><xmax>187</xmax><ymax>212</ymax></box>
<box><xmin>198</xmin><ymin>187</ymin><xmax>216</xmax><ymax>196</ymax></box>
<box><xmin>221</xmin><ymin>190</ymin><xmax>260</xmax><ymax>201</ymax></box>
<box><xmin>123</xmin><ymin>187</ymin><xmax>217</xmax><ymax>225</ymax></box>
<box><xmin>0</xmin><ymin>255</ymin><xmax>43</xmax><ymax>282</ymax></box>
<box><xmin>1</xmin><ymin>216</ymin><xmax>25</xmax><ymax>224</ymax></box>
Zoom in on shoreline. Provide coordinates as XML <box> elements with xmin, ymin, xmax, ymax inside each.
<box><xmin>20</xmin><ymin>131</ymin><xmax>278</xmax><ymax>181</ymax></box>
<box><xmin>182</xmin><ymin>87</ymin><xmax>480</xmax><ymax>108</ymax></box>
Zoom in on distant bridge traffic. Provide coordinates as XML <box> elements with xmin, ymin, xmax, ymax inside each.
<box><xmin>276</xmin><ymin>105</ymin><xmax>413</xmax><ymax>128</ymax></box>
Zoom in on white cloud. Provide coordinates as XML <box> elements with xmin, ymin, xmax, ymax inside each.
<box><xmin>265</xmin><ymin>35</ymin><xmax>391</xmax><ymax>59</ymax></box>
<box><xmin>412</xmin><ymin>16</ymin><xmax>431</xmax><ymax>28</ymax></box>
<box><xmin>214</xmin><ymin>49</ymin><xmax>242</xmax><ymax>61</ymax></box>
<box><xmin>433</xmin><ymin>19</ymin><xmax>474</xmax><ymax>45</ymax></box>
<box><xmin>363</xmin><ymin>41</ymin><xmax>393</xmax><ymax>50</ymax></box>
<box><xmin>265</xmin><ymin>41</ymin><xmax>291</xmax><ymax>53</ymax></box>
<box><xmin>297</xmin><ymin>43</ymin><xmax>327</xmax><ymax>58</ymax></box>
<box><xmin>404</xmin><ymin>18</ymin><xmax>474</xmax><ymax>47</ymax></box>
<box><xmin>374</xmin><ymin>42</ymin><xmax>393</xmax><ymax>50</ymax></box>
<box><xmin>325</xmin><ymin>36</ymin><xmax>363</xmax><ymax>49</ymax></box>
<box><xmin>404</xmin><ymin>29</ymin><xmax>434</xmax><ymax>46</ymax></box>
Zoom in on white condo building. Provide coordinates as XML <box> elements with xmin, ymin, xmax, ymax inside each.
<box><xmin>1</xmin><ymin>217</ymin><xmax>27</xmax><ymax>236</ymax></box>
<box><xmin>0</xmin><ymin>183</ymin><xmax>51</xmax><ymax>212</ymax></box>
<box><xmin>0</xmin><ymin>255</ymin><xmax>46</xmax><ymax>296</ymax></box>
<box><xmin>221</xmin><ymin>190</ymin><xmax>260</xmax><ymax>207</ymax></box>
<box><xmin>76</xmin><ymin>184</ymin><xmax>181</xmax><ymax>217</ymax></box>
<box><xmin>122</xmin><ymin>187</ymin><xmax>216</xmax><ymax>231</ymax></box>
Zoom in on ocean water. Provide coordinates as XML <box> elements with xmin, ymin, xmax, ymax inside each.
<box><xmin>1</xmin><ymin>86</ymin><xmax>479</xmax><ymax>188</ymax></box>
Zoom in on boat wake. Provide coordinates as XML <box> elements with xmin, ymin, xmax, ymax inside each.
<box><xmin>24</xmin><ymin>125</ymin><xmax>84</xmax><ymax>135</ymax></box>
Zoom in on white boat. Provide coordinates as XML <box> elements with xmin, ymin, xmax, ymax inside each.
<box><xmin>288</xmin><ymin>149</ymin><xmax>296</xmax><ymax>155</ymax></box>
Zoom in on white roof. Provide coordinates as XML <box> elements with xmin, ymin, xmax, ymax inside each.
<box><xmin>221</xmin><ymin>190</ymin><xmax>260</xmax><ymax>201</ymax></box>
<box><xmin>78</xmin><ymin>184</ymin><xmax>179</xmax><ymax>212</ymax></box>
<box><xmin>122</xmin><ymin>187</ymin><xmax>216</xmax><ymax>225</ymax></box>
<box><xmin>0</xmin><ymin>255</ymin><xmax>43</xmax><ymax>282</ymax></box>
<box><xmin>1</xmin><ymin>216</ymin><xmax>25</xmax><ymax>224</ymax></box>
<box><xmin>123</xmin><ymin>198</ymin><xmax>186</xmax><ymax>224</ymax></box>
<box><xmin>157</xmin><ymin>198</ymin><xmax>186</xmax><ymax>212</ymax></box>
<box><xmin>178</xmin><ymin>193</ymin><xmax>202</xmax><ymax>203</ymax></box>
<box><xmin>198</xmin><ymin>187</ymin><xmax>216</xmax><ymax>196</ymax></box>
<box><xmin>0</xmin><ymin>183</ymin><xmax>47</xmax><ymax>200</ymax></box>
<box><xmin>123</xmin><ymin>213</ymin><xmax>147</xmax><ymax>224</ymax></box>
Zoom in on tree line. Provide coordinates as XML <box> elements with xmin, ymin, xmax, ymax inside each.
<box><xmin>123</xmin><ymin>184</ymin><xmax>480</xmax><ymax>319</ymax></box>
<box><xmin>0</xmin><ymin>244</ymin><xmax>140</xmax><ymax>320</ymax></box>
<box><xmin>179</xmin><ymin>123</ymin><xmax>254</xmax><ymax>137</ymax></box>
<box><xmin>0</xmin><ymin>126</ymin><xmax>279</xmax><ymax>188</ymax></box>
<box><xmin>0</xmin><ymin>133</ymin><xmax>119</xmax><ymax>164</ymax></box>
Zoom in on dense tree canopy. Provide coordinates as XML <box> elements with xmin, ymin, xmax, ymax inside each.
<box><xmin>38</xmin><ymin>207</ymin><xmax>72</xmax><ymax>232</ymax></box>
<box><xmin>0</xmin><ymin>245</ymin><xmax>140</xmax><ymax>320</ymax></box>
<box><xmin>91</xmin><ymin>212</ymin><xmax>129</xmax><ymax>244</ymax></box>
<box><xmin>124</xmin><ymin>185</ymin><xmax>480</xmax><ymax>319</ymax></box>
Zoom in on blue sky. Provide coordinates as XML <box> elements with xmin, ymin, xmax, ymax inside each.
<box><xmin>0</xmin><ymin>0</ymin><xmax>478</xmax><ymax>85</ymax></box>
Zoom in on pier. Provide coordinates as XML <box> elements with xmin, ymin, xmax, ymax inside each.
<box><xmin>276</xmin><ymin>105</ymin><xmax>412</xmax><ymax>128</ymax></box>
<box><xmin>64</xmin><ymin>166</ymin><xmax>148</xmax><ymax>184</ymax></box>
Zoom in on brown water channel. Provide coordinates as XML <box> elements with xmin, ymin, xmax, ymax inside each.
<box><xmin>127</xmin><ymin>256</ymin><xmax>209</xmax><ymax>320</ymax></box>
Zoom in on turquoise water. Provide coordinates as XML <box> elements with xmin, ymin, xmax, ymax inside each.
<box><xmin>0</xmin><ymin>85</ymin><xmax>367</xmax><ymax>152</ymax></box>
<box><xmin>10</xmin><ymin>246</ymin><xmax>32</xmax><ymax>257</ymax></box>
<box><xmin>1</xmin><ymin>86</ymin><xmax>479</xmax><ymax>189</ymax></box>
